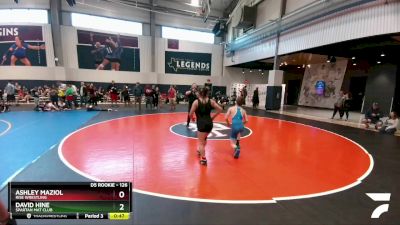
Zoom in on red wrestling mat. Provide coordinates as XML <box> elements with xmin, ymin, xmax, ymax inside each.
<box><xmin>59</xmin><ymin>113</ymin><xmax>373</xmax><ymax>203</ymax></box>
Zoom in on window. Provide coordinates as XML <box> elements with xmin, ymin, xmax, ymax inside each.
<box><xmin>71</xmin><ymin>13</ymin><xmax>142</xmax><ymax>36</ymax></box>
<box><xmin>0</xmin><ymin>9</ymin><xmax>48</xmax><ymax>24</ymax></box>
<box><xmin>162</xmin><ymin>26</ymin><xmax>214</xmax><ymax>44</ymax></box>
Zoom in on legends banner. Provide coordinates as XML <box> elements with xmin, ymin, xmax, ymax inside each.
<box><xmin>165</xmin><ymin>51</ymin><xmax>211</xmax><ymax>76</ymax></box>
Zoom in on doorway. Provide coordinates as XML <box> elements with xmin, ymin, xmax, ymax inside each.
<box><xmin>349</xmin><ymin>76</ymin><xmax>368</xmax><ymax>111</ymax></box>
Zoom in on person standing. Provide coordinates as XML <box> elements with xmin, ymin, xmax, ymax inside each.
<box><xmin>65</xmin><ymin>84</ymin><xmax>75</xmax><ymax>109</ymax></box>
<box><xmin>241</xmin><ymin>86</ymin><xmax>248</xmax><ymax>106</ymax></box>
<box><xmin>4</xmin><ymin>82</ymin><xmax>15</xmax><ymax>105</ymax></box>
<box><xmin>168</xmin><ymin>85</ymin><xmax>177</xmax><ymax>111</ymax></box>
<box><xmin>252</xmin><ymin>87</ymin><xmax>259</xmax><ymax>109</ymax></box>
<box><xmin>79</xmin><ymin>82</ymin><xmax>88</xmax><ymax>107</ymax></box>
<box><xmin>49</xmin><ymin>87</ymin><xmax>59</xmax><ymax>107</ymax></box>
<box><xmin>144</xmin><ymin>85</ymin><xmax>154</xmax><ymax>109</ymax></box>
<box><xmin>189</xmin><ymin>87</ymin><xmax>222</xmax><ymax>165</ymax></box>
<box><xmin>153</xmin><ymin>85</ymin><xmax>159</xmax><ymax>109</ymax></box>
<box><xmin>87</xmin><ymin>83</ymin><xmax>97</xmax><ymax>106</ymax></box>
<box><xmin>108</xmin><ymin>80</ymin><xmax>119</xmax><ymax>107</ymax></box>
<box><xmin>331</xmin><ymin>91</ymin><xmax>345</xmax><ymax>119</ymax></box>
<box><xmin>225</xmin><ymin>96</ymin><xmax>248</xmax><ymax>158</ymax></box>
<box><xmin>121</xmin><ymin>85</ymin><xmax>130</xmax><ymax>106</ymax></box>
<box><xmin>133</xmin><ymin>82</ymin><xmax>143</xmax><ymax>110</ymax></box>
<box><xmin>186</xmin><ymin>83</ymin><xmax>198</xmax><ymax>127</ymax></box>
<box><xmin>341</xmin><ymin>92</ymin><xmax>352</xmax><ymax>121</ymax></box>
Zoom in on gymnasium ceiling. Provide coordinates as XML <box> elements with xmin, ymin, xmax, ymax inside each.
<box><xmin>110</xmin><ymin>0</ymin><xmax>235</xmax><ymax>18</ymax></box>
<box><xmin>234</xmin><ymin>33</ymin><xmax>400</xmax><ymax>72</ymax></box>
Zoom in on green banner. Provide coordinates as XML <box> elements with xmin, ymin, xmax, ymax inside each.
<box><xmin>165</xmin><ymin>51</ymin><xmax>211</xmax><ymax>76</ymax></box>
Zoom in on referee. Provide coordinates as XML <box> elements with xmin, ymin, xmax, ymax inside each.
<box><xmin>186</xmin><ymin>83</ymin><xmax>198</xmax><ymax>127</ymax></box>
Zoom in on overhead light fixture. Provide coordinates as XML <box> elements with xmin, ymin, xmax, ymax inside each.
<box><xmin>307</xmin><ymin>64</ymin><xmax>311</xmax><ymax>68</ymax></box>
<box><xmin>284</xmin><ymin>62</ymin><xmax>288</xmax><ymax>66</ymax></box>
<box><xmin>258</xmin><ymin>69</ymin><xmax>262</xmax><ymax>72</ymax></box>
<box><xmin>377</xmin><ymin>61</ymin><xmax>381</xmax><ymax>64</ymax></box>
<box><xmin>186</xmin><ymin>0</ymin><xmax>201</xmax><ymax>7</ymax></box>
<box><xmin>353</xmin><ymin>63</ymin><xmax>357</xmax><ymax>66</ymax></box>
<box><xmin>381</xmin><ymin>53</ymin><xmax>385</xmax><ymax>57</ymax></box>
<box><xmin>352</xmin><ymin>56</ymin><xmax>356</xmax><ymax>60</ymax></box>
<box><xmin>66</xmin><ymin>0</ymin><xmax>76</xmax><ymax>7</ymax></box>
<box><xmin>297</xmin><ymin>66</ymin><xmax>301</xmax><ymax>69</ymax></box>
<box><xmin>326</xmin><ymin>59</ymin><xmax>330</xmax><ymax>63</ymax></box>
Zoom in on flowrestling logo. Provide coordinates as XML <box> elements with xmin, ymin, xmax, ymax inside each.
<box><xmin>170</xmin><ymin>122</ymin><xmax>252</xmax><ymax>140</ymax></box>
<box><xmin>165</xmin><ymin>51</ymin><xmax>212</xmax><ymax>75</ymax></box>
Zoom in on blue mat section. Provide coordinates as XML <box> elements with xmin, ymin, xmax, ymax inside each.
<box><xmin>0</xmin><ymin>111</ymin><xmax>98</xmax><ymax>188</ymax></box>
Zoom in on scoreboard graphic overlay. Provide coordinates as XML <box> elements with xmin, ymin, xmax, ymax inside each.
<box><xmin>8</xmin><ymin>182</ymin><xmax>132</xmax><ymax>220</ymax></box>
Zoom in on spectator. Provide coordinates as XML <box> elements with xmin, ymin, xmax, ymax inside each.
<box><xmin>378</xmin><ymin>111</ymin><xmax>398</xmax><ymax>135</ymax></box>
<box><xmin>168</xmin><ymin>85</ymin><xmax>177</xmax><ymax>111</ymax></box>
<box><xmin>80</xmin><ymin>82</ymin><xmax>88</xmax><ymax>107</ymax></box>
<box><xmin>241</xmin><ymin>86</ymin><xmax>248</xmax><ymax>106</ymax></box>
<box><xmin>58</xmin><ymin>86</ymin><xmax>65</xmax><ymax>102</ymax></box>
<box><xmin>31</xmin><ymin>88</ymin><xmax>40</xmax><ymax>111</ymax></box>
<box><xmin>144</xmin><ymin>84</ymin><xmax>154</xmax><ymax>109</ymax></box>
<box><xmin>108</xmin><ymin>80</ymin><xmax>119</xmax><ymax>107</ymax></box>
<box><xmin>153</xmin><ymin>86</ymin><xmax>160</xmax><ymax>109</ymax></box>
<box><xmin>4</xmin><ymin>81</ymin><xmax>15</xmax><ymax>104</ymax></box>
<box><xmin>252</xmin><ymin>87</ymin><xmax>259</xmax><ymax>109</ymax></box>
<box><xmin>341</xmin><ymin>92</ymin><xmax>352</xmax><ymax>121</ymax></box>
<box><xmin>331</xmin><ymin>91</ymin><xmax>345</xmax><ymax>119</ymax></box>
<box><xmin>186</xmin><ymin>83</ymin><xmax>198</xmax><ymax>126</ymax></box>
<box><xmin>87</xmin><ymin>83</ymin><xmax>97</xmax><ymax>106</ymax></box>
<box><xmin>133</xmin><ymin>82</ymin><xmax>143</xmax><ymax>110</ymax></box>
<box><xmin>121</xmin><ymin>85</ymin><xmax>130</xmax><ymax>106</ymax></box>
<box><xmin>362</xmin><ymin>102</ymin><xmax>383</xmax><ymax>129</ymax></box>
<box><xmin>49</xmin><ymin>88</ymin><xmax>59</xmax><ymax>107</ymax></box>
<box><xmin>65</xmin><ymin>84</ymin><xmax>75</xmax><ymax>109</ymax></box>
<box><xmin>0</xmin><ymin>100</ymin><xmax>10</xmax><ymax>113</ymax></box>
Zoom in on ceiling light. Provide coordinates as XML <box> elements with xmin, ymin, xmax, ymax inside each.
<box><xmin>326</xmin><ymin>60</ymin><xmax>330</xmax><ymax>63</ymax></box>
<box><xmin>186</xmin><ymin>0</ymin><xmax>201</xmax><ymax>7</ymax></box>
<box><xmin>297</xmin><ymin>66</ymin><xmax>301</xmax><ymax>69</ymax></box>
<box><xmin>353</xmin><ymin>63</ymin><xmax>357</xmax><ymax>66</ymax></box>
<box><xmin>352</xmin><ymin>57</ymin><xmax>355</xmax><ymax>60</ymax></box>
<box><xmin>284</xmin><ymin>62</ymin><xmax>288</xmax><ymax>66</ymax></box>
<box><xmin>377</xmin><ymin>61</ymin><xmax>381</xmax><ymax>64</ymax></box>
<box><xmin>307</xmin><ymin>64</ymin><xmax>311</xmax><ymax>68</ymax></box>
<box><xmin>258</xmin><ymin>69</ymin><xmax>262</xmax><ymax>72</ymax></box>
<box><xmin>381</xmin><ymin>53</ymin><xmax>385</xmax><ymax>57</ymax></box>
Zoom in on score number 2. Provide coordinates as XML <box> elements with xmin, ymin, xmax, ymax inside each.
<box><xmin>119</xmin><ymin>191</ymin><xmax>125</xmax><ymax>211</ymax></box>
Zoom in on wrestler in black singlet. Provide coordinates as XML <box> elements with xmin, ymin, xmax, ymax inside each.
<box><xmin>195</xmin><ymin>98</ymin><xmax>213</xmax><ymax>133</ymax></box>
